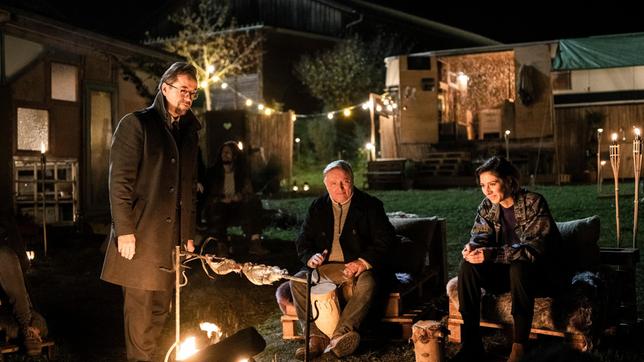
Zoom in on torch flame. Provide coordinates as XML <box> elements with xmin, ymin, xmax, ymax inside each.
<box><xmin>40</xmin><ymin>141</ymin><xmax>46</xmax><ymax>154</ymax></box>
<box><xmin>636</xmin><ymin>128</ymin><xmax>641</xmax><ymax>137</ymax></box>
<box><xmin>612</xmin><ymin>133</ymin><xmax>618</xmax><ymax>142</ymax></box>
<box><xmin>176</xmin><ymin>336</ymin><xmax>198</xmax><ymax>361</ymax></box>
<box><xmin>199</xmin><ymin>322</ymin><xmax>222</xmax><ymax>340</ymax></box>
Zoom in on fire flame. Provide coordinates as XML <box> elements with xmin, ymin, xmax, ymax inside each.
<box><xmin>199</xmin><ymin>322</ymin><xmax>222</xmax><ymax>341</ymax></box>
<box><xmin>176</xmin><ymin>336</ymin><xmax>198</xmax><ymax>361</ymax></box>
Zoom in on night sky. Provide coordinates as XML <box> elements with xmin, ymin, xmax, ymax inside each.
<box><xmin>3</xmin><ymin>0</ymin><xmax>644</xmax><ymax>46</ymax></box>
<box><xmin>370</xmin><ymin>1</ymin><xmax>644</xmax><ymax>44</ymax></box>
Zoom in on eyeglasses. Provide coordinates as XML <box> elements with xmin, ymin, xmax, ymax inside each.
<box><xmin>165</xmin><ymin>82</ymin><xmax>199</xmax><ymax>100</ymax></box>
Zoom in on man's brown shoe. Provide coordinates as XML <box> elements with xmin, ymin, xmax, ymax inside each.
<box><xmin>294</xmin><ymin>335</ymin><xmax>329</xmax><ymax>360</ymax></box>
<box><xmin>325</xmin><ymin>331</ymin><xmax>360</xmax><ymax>358</ymax></box>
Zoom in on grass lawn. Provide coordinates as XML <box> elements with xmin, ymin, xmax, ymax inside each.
<box><xmin>266</xmin><ymin>183</ymin><xmax>643</xmax><ymax>278</ymax></box>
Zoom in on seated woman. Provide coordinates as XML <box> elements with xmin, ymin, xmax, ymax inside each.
<box><xmin>203</xmin><ymin>141</ymin><xmax>268</xmax><ymax>256</ymax></box>
<box><xmin>454</xmin><ymin>156</ymin><xmax>563</xmax><ymax>362</ymax></box>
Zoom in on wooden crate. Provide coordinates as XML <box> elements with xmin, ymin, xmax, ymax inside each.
<box><xmin>366</xmin><ymin>159</ymin><xmax>408</xmax><ymax>189</ymax></box>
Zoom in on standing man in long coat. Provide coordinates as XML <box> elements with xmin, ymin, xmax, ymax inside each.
<box><xmin>101</xmin><ymin>62</ymin><xmax>201</xmax><ymax>362</ymax></box>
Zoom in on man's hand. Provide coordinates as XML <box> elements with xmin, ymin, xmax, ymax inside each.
<box><xmin>185</xmin><ymin>239</ymin><xmax>195</xmax><ymax>253</ymax></box>
<box><xmin>118</xmin><ymin>234</ymin><xmax>136</xmax><ymax>260</ymax></box>
<box><xmin>307</xmin><ymin>249</ymin><xmax>328</xmax><ymax>269</ymax></box>
<box><xmin>343</xmin><ymin>260</ymin><xmax>367</xmax><ymax>278</ymax></box>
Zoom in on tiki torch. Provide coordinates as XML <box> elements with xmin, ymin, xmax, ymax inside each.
<box><xmin>40</xmin><ymin>141</ymin><xmax>48</xmax><ymax>256</ymax></box>
<box><xmin>504</xmin><ymin>130</ymin><xmax>511</xmax><ymax>160</ymax></box>
<box><xmin>633</xmin><ymin>128</ymin><xmax>642</xmax><ymax>248</ymax></box>
<box><xmin>597</xmin><ymin>128</ymin><xmax>604</xmax><ymax>193</ymax></box>
<box><xmin>610</xmin><ymin>132</ymin><xmax>621</xmax><ymax>246</ymax></box>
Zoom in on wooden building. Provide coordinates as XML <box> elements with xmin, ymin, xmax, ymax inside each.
<box><xmin>0</xmin><ymin>6</ymin><xmax>178</xmax><ymax>225</ymax></box>
<box><xmin>376</xmin><ymin>33</ymin><xmax>644</xmax><ymax>185</ymax></box>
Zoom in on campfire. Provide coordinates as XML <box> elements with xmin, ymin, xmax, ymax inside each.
<box><xmin>164</xmin><ymin>247</ymin><xmax>305</xmax><ymax>361</ymax></box>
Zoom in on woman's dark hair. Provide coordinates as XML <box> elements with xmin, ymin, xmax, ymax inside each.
<box><xmin>475</xmin><ymin>156</ymin><xmax>521</xmax><ymax>197</ymax></box>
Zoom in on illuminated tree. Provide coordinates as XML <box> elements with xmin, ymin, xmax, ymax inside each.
<box><xmin>145</xmin><ymin>0</ymin><xmax>263</xmax><ymax>110</ymax></box>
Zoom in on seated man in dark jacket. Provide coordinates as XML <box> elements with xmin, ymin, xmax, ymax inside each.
<box><xmin>0</xmin><ymin>209</ymin><xmax>47</xmax><ymax>356</ymax></box>
<box><xmin>289</xmin><ymin>160</ymin><xmax>397</xmax><ymax>359</ymax></box>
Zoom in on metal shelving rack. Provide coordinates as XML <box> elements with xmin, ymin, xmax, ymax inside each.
<box><xmin>13</xmin><ymin>156</ymin><xmax>79</xmax><ymax>225</ymax></box>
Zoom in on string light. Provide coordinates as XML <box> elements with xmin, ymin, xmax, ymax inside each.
<box><xmin>197</xmin><ymin>76</ymin><xmax>398</xmax><ymax>120</ymax></box>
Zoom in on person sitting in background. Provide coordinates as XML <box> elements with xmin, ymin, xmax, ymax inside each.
<box><xmin>454</xmin><ymin>156</ymin><xmax>563</xmax><ymax>362</ymax></box>
<box><xmin>203</xmin><ymin>140</ymin><xmax>268</xmax><ymax>256</ymax></box>
<box><xmin>0</xmin><ymin>208</ymin><xmax>47</xmax><ymax>356</ymax></box>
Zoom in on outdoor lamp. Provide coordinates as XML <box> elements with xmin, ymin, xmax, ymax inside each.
<box><xmin>303</xmin><ymin>182</ymin><xmax>310</xmax><ymax>192</ymax></box>
<box><xmin>292</xmin><ymin>181</ymin><xmax>299</xmax><ymax>192</ymax></box>
<box><xmin>295</xmin><ymin>137</ymin><xmax>300</xmax><ymax>143</ymax></box>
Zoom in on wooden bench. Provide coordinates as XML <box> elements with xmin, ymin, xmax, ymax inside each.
<box><xmin>280</xmin><ymin>274</ymin><xmax>438</xmax><ymax>340</ymax></box>
<box><xmin>366</xmin><ymin>158</ymin><xmax>408</xmax><ymax>190</ymax></box>
<box><xmin>279</xmin><ymin>217</ymin><xmax>447</xmax><ymax>341</ymax></box>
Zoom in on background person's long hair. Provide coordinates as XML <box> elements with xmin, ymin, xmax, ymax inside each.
<box><xmin>475</xmin><ymin>156</ymin><xmax>521</xmax><ymax>198</ymax></box>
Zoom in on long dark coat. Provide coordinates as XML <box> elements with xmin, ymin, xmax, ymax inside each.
<box><xmin>101</xmin><ymin>92</ymin><xmax>201</xmax><ymax>291</ymax></box>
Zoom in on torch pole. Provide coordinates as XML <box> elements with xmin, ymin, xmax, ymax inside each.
<box><xmin>633</xmin><ymin>134</ymin><xmax>642</xmax><ymax>248</ymax></box>
<box><xmin>610</xmin><ymin>141</ymin><xmax>621</xmax><ymax>247</ymax></box>
<box><xmin>597</xmin><ymin>129</ymin><xmax>603</xmax><ymax>193</ymax></box>
<box><xmin>175</xmin><ymin>245</ymin><xmax>181</xmax><ymax>361</ymax></box>
<box><xmin>41</xmin><ymin>152</ymin><xmax>48</xmax><ymax>256</ymax></box>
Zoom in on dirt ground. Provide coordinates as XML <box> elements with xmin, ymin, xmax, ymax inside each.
<box><xmin>8</xmin><ymin>226</ymin><xmax>644</xmax><ymax>362</ymax></box>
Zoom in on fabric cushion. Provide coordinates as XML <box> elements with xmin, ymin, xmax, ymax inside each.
<box><xmin>388</xmin><ymin>217</ymin><xmax>437</xmax><ymax>275</ymax></box>
<box><xmin>556</xmin><ymin>215</ymin><xmax>601</xmax><ymax>272</ymax></box>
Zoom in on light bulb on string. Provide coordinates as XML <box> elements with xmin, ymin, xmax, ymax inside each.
<box><xmin>327</xmin><ymin>112</ymin><xmax>334</xmax><ymax>120</ymax></box>
<box><xmin>221</xmin><ymin>82</ymin><xmax>228</xmax><ymax>89</ymax></box>
<box><xmin>245</xmin><ymin>99</ymin><xmax>253</xmax><ymax>107</ymax></box>
<box><xmin>343</xmin><ymin>108</ymin><xmax>351</xmax><ymax>117</ymax></box>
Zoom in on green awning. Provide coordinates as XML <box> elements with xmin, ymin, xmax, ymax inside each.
<box><xmin>553</xmin><ymin>33</ymin><xmax>644</xmax><ymax>70</ymax></box>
